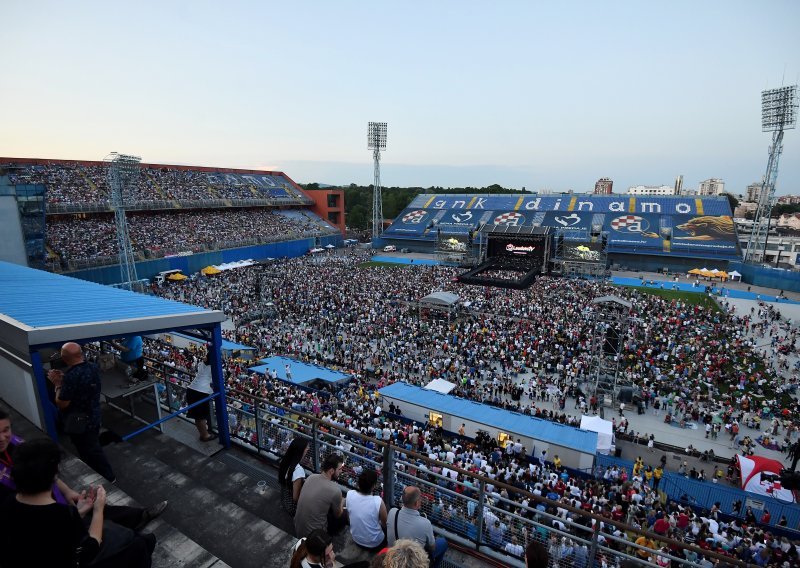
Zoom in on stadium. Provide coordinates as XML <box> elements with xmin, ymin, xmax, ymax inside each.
<box><xmin>1</xmin><ymin>157</ymin><xmax>800</xmax><ymax>568</ymax></box>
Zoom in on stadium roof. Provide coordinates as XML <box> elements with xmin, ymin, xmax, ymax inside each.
<box><xmin>378</xmin><ymin>382</ymin><xmax>598</xmax><ymax>455</ymax></box>
<box><xmin>0</xmin><ymin>261</ymin><xmax>225</xmax><ymax>352</ymax></box>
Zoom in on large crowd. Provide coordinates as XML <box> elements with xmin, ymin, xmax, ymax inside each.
<box><xmin>46</xmin><ymin>209</ymin><xmax>332</xmax><ymax>265</ymax></box>
<box><xmin>141</xmin><ymin>250</ymin><xmax>800</xmax><ymax>566</ymax></box>
<box><xmin>8</xmin><ymin>162</ymin><xmax>305</xmax><ymax>204</ymax></box>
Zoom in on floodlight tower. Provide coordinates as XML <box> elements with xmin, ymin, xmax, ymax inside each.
<box><xmin>744</xmin><ymin>86</ymin><xmax>798</xmax><ymax>264</ymax></box>
<box><xmin>367</xmin><ymin>122</ymin><xmax>387</xmax><ymax>241</ymax></box>
<box><xmin>105</xmin><ymin>152</ymin><xmax>142</xmax><ymax>289</ymax></box>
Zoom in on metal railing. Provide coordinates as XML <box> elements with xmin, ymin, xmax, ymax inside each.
<box><xmin>220</xmin><ymin>388</ymin><xmax>747</xmax><ymax>568</ymax></box>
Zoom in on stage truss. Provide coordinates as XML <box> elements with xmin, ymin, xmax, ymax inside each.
<box><xmin>587</xmin><ymin>296</ymin><xmax>632</xmax><ymax>409</ymax></box>
<box><xmin>551</xmin><ymin>228</ymin><xmax>609</xmax><ymax>280</ymax></box>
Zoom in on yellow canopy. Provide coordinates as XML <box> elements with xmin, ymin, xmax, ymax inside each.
<box><xmin>201</xmin><ymin>266</ymin><xmax>221</xmax><ymax>275</ymax></box>
<box><xmin>167</xmin><ymin>273</ymin><xmax>188</xmax><ymax>281</ymax></box>
<box><xmin>688</xmin><ymin>268</ymin><xmax>703</xmax><ymax>275</ymax></box>
<box><xmin>716</xmin><ymin>271</ymin><xmax>728</xmax><ymax>279</ymax></box>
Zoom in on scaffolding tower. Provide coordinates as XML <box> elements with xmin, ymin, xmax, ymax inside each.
<box><xmin>105</xmin><ymin>152</ymin><xmax>141</xmax><ymax>290</ymax></box>
<box><xmin>552</xmin><ymin>228</ymin><xmax>609</xmax><ymax>280</ymax></box>
<box><xmin>744</xmin><ymin>86</ymin><xmax>798</xmax><ymax>264</ymax></box>
<box><xmin>587</xmin><ymin>296</ymin><xmax>632</xmax><ymax>409</ymax></box>
<box><xmin>368</xmin><ymin>122</ymin><xmax>387</xmax><ymax>241</ymax></box>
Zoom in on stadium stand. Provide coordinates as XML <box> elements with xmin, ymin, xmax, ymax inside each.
<box><xmin>383</xmin><ymin>194</ymin><xmax>741</xmax><ymax>267</ymax></box>
<box><xmin>0</xmin><ymin>158</ymin><xmax>338</xmax><ymax>271</ymax></box>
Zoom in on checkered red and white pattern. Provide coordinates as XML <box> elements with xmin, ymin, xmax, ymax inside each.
<box><xmin>402</xmin><ymin>210</ymin><xmax>427</xmax><ymax>224</ymax></box>
<box><xmin>610</xmin><ymin>215</ymin><xmax>643</xmax><ymax>231</ymax></box>
<box><xmin>493</xmin><ymin>212</ymin><xmax>524</xmax><ymax>225</ymax></box>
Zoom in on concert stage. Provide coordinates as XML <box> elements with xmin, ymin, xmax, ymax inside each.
<box><xmin>458</xmin><ymin>225</ymin><xmax>552</xmax><ymax>289</ymax></box>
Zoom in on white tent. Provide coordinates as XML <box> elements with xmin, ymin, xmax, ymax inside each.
<box><xmin>580</xmin><ymin>415</ymin><xmax>614</xmax><ymax>454</ymax></box>
<box><xmin>214</xmin><ymin>259</ymin><xmax>258</xmax><ymax>272</ymax></box>
<box><xmin>729</xmin><ymin>270</ymin><xmax>742</xmax><ymax>281</ymax></box>
<box><xmin>424</xmin><ymin>378</ymin><xmax>457</xmax><ymax>394</ymax></box>
<box><xmin>325</xmin><ymin>244</ymin><xmax>336</xmax><ymax>249</ymax></box>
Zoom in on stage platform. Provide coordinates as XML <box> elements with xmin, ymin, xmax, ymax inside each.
<box><xmin>249</xmin><ymin>356</ymin><xmax>353</xmax><ymax>387</ymax></box>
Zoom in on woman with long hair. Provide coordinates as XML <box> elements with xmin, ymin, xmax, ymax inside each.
<box><xmin>278</xmin><ymin>437</ymin><xmax>309</xmax><ymax>516</ymax></box>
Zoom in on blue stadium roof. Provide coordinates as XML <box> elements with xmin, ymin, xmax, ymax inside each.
<box><xmin>0</xmin><ymin>261</ymin><xmax>225</xmax><ymax>351</ymax></box>
<box><xmin>378</xmin><ymin>382</ymin><xmax>598</xmax><ymax>455</ymax></box>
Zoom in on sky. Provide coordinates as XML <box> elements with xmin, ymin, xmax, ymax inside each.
<box><xmin>2</xmin><ymin>1</ymin><xmax>799</xmax><ymax>195</ymax></box>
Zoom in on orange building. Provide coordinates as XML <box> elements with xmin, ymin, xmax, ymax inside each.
<box><xmin>305</xmin><ymin>188</ymin><xmax>346</xmax><ymax>234</ymax></box>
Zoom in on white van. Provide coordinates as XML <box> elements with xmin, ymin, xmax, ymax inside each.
<box><xmin>383</xmin><ymin>245</ymin><xmax>397</xmax><ymax>252</ymax></box>
<box><xmin>154</xmin><ymin>269</ymin><xmax>184</xmax><ymax>285</ymax></box>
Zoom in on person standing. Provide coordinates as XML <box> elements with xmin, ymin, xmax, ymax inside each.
<box><xmin>48</xmin><ymin>342</ymin><xmax>115</xmax><ymax>482</ymax></box>
<box><xmin>387</xmin><ymin>486</ymin><xmax>448</xmax><ymax>568</ymax></box>
<box><xmin>294</xmin><ymin>454</ymin><xmax>346</xmax><ymax>538</ymax></box>
<box><xmin>186</xmin><ymin>352</ymin><xmax>216</xmax><ymax>442</ymax></box>
<box><xmin>114</xmin><ymin>335</ymin><xmax>146</xmax><ymax>383</ymax></box>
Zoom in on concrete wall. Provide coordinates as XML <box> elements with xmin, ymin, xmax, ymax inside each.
<box><xmin>0</xmin><ymin>354</ymin><xmax>41</xmax><ymax>429</ymax></box>
<box><xmin>0</xmin><ymin>193</ymin><xmax>28</xmax><ymax>266</ymax></box>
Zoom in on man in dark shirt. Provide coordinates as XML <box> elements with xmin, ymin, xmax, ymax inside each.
<box><xmin>48</xmin><ymin>342</ymin><xmax>115</xmax><ymax>481</ymax></box>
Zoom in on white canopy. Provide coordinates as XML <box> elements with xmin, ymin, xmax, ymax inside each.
<box><xmin>580</xmin><ymin>415</ymin><xmax>614</xmax><ymax>454</ymax></box>
<box><xmin>214</xmin><ymin>259</ymin><xmax>257</xmax><ymax>272</ymax></box>
<box><xmin>309</xmin><ymin>248</ymin><xmax>324</xmax><ymax>253</ymax></box>
<box><xmin>424</xmin><ymin>378</ymin><xmax>457</xmax><ymax>394</ymax></box>
<box><xmin>729</xmin><ymin>270</ymin><xmax>742</xmax><ymax>280</ymax></box>
<box><xmin>325</xmin><ymin>244</ymin><xmax>336</xmax><ymax>248</ymax></box>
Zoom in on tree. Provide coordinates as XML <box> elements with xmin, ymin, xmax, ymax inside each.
<box><xmin>720</xmin><ymin>192</ymin><xmax>739</xmax><ymax>212</ymax></box>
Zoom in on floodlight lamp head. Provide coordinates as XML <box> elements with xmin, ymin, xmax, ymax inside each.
<box><xmin>367</xmin><ymin>122</ymin><xmax>388</xmax><ymax>150</ymax></box>
<box><xmin>761</xmin><ymin>85</ymin><xmax>798</xmax><ymax>132</ymax></box>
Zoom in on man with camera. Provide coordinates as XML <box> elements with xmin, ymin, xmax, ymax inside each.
<box><xmin>48</xmin><ymin>342</ymin><xmax>116</xmax><ymax>482</ymax></box>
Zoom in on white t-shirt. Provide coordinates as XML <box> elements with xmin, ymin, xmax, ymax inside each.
<box><xmin>188</xmin><ymin>362</ymin><xmax>213</xmax><ymax>393</ymax></box>
<box><xmin>346</xmin><ymin>490</ymin><xmax>384</xmax><ymax>548</ymax></box>
<box><xmin>292</xmin><ymin>463</ymin><xmax>306</xmax><ymax>483</ymax></box>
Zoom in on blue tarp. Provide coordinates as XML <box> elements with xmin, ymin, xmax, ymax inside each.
<box><xmin>250</xmin><ymin>356</ymin><xmax>352</xmax><ymax>385</ymax></box>
<box><xmin>378</xmin><ymin>382</ymin><xmax>597</xmax><ymax>455</ymax></box>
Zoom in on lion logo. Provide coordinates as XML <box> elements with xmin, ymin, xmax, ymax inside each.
<box><xmin>674</xmin><ymin>216</ymin><xmax>734</xmax><ymax>241</ymax></box>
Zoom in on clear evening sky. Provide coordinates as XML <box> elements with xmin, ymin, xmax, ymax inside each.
<box><xmin>2</xmin><ymin>1</ymin><xmax>798</xmax><ymax>195</ymax></box>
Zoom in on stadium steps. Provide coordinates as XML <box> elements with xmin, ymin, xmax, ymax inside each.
<box><xmin>3</xmin><ymin>405</ymin><xmax>229</xmax><ymax>568</ymax></box>
<box><xmin>80</xmin><ymin>170</ymin><xmax>98</xmax><ymax>193</ymax></box>
<box><xmin>144</xmin><ymin>171</ymin><xmax>169</xmax><ymax>200</ymax></box>
<box><xmin>101</xmin><ymin>407</ymin><xmax>493</xmax><ymax>567</ymax></box>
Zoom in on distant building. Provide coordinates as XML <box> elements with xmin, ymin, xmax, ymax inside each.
<box><xmin>674</xmin><ymin>175</ymin><xmax>684</xmax><ymax>196</ymax></box>
<box><xmin>627</xmin><ymin>185</ymin><xmax>675</xmax><ymax>196</ymax></box>
<box><xmin>746</xmin><ymin>182</ymin><xmax>764</xmax><ymax>203</ymax></box>
<box><xmin>698</xmin><ymin>178</ymin><xmax>725</xmax><ymax>196</ymax></box>
<box><xmin>777</xmin><ymin>195</ymin><xmax>800</xmax><ymax>205</ymax></box>
<box><xmin>734</xmin><ymin>202</ymin><xmax>758</xmax><ymax>218</ymax></box>
<box><xmin>594</xmin><ymin>178</ymin><xmax>613</xmax><ymax>195</ymax></box>
<box><xmin>777</xmin><ymin>213</ymin><xmax>800</xmax><ymax>230</ymax></box>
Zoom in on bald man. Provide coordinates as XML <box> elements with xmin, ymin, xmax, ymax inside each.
<box><xmin>48</xmin><ymin>342</ymin><xmax>115</xmax><ymax>481</ymax></box>
<box><xmin>387</xmin><ymin>486</ymin><xmax>448</xmax><ymax>568</ymax></box>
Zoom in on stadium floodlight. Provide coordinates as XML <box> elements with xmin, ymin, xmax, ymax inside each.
<box><xmin>744</xmin><ymin>85</ymin><xmax>798</xmax><ymax>264</ymax></box>
<box><xmin>368</xmin><ymin>122</ymin><xmax>388</xmax><ymax>241</ymax></box>
<box><xmin>762</xmin><ymin>86</ymin><xmax>798</xmax><ymax>132</ymax></box>
<box><xmin>104</xmin><ymin>152</ymin><xmax>142</xmax><ymax>290</ymax></box>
